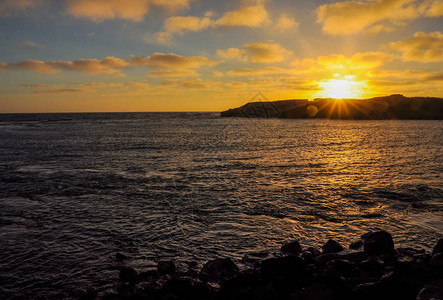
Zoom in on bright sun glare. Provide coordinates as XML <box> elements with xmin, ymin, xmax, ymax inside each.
<box><xmin>319</xmin><ymin>76</ymin><xmax>366</xmax><ymax>99</ymax></box>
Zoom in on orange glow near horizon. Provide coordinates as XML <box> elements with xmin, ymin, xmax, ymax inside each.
<box><xmin>316</xmin><ymin>75</ymin><xmax>369</xmax><ymax>99</ymax></box>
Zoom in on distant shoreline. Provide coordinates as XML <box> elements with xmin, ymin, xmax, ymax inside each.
<box><xmin>221</xmin><ymin>94</ymin><xmax>443</xmax><ymax>120</ymax></box>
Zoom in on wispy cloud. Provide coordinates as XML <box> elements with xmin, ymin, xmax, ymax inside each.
<box><xmin>0</xmin><ymin>0</ymin><xmax>44</xmax><ymax>17</ymax></box>
<box><xmin>316</xmin><ymin>0</ymin><xmax>442</xmax><ymax>35</ymax></box>
<box><xmin>389</xmin><ymin>31</ymin><xmax>443</xmax><ymax>62</ymax></box>
<box><xmin>66</xmin><ymin>0</ymin><xmax>193</xmax><ymax>22</ymax></box>
<box><xmin>217</xmin><ymin>41</ymin><xmax>293</xmax><ymax>64</ymax></box>
<box><xmin>0</xmin><ymin>53</ymin><xmax>220</xmax><ymax>76</ymax></box>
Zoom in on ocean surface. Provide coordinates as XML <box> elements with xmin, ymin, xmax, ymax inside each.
<box><xmin>0</xmin><ymin>112</ymin><xmax>442</xmax><ymax>298</ymax></box>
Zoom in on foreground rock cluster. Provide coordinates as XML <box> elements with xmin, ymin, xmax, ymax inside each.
<box><xmin>94</xmin><ymin>231</ymin><xmax>442</xmax><ymax>300</ymax></box>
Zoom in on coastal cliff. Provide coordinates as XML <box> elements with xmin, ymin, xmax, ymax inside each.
<box><xmin>220</xmin><ymin>95</ymin><xmax>443</xmax><ymax>120</ymax></box>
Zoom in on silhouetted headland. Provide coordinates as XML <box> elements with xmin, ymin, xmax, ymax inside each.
<box><xmin>98</xmin><ymin>231</ymin><xmax>443</xmax><ymax>300</ymax></box>
<box><xmin>221</xmin><ymin>94</ymin><xmax>443</xmax><ymax>119</ymax></box>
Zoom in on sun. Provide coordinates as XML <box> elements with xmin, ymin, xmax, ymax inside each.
<box><xmin>318</xmin><ymin>75</ymin><xmax>366</xmax><ymax>99</ymax></box>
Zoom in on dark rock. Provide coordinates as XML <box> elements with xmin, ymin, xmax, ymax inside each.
<box><xmin>315</xmin><ymin>253</ymin><xmax>339</xmax><ymax>265</ymax></box>
<box><xmin>73</xmin><ymin>286</ymin><xmax>97</xmax><ymax>300</ymax></box>
<box><xmin>430</xmin><ymin>253</ymin><xmax>443</xmax><ymax>267</ymax></box>
<box><xmin>416</xmin><ymin>279</ymin><xmax>443</xmax><ymax>300</ymax></box>
<box><xmin>397</xmin><ymin>247</ymin><xmax>425</xmax><ymax>257</ymax></box>
<box><xmin>349</xmin><ymin>240</ymin><xmax>363</xmax><ymax>250</ymax></box>
<box><xmin>220</xmin><ymin>273</ymin><xmax>260</xmax><ymax>296</ymax></box>
<box><xmin>119</xmin><ymin>267</ymin><xmax>138</xmax><ymax>283</ymax></box>
<box><xmin>139</xmin><ymin>269</ymin><xmax>157</xmax><ymax>280</ymax></box>
<box><xmin>359</xmin><ymin>258</ymin><xmax>383</xmax><ymax>274</ymax></box>
<box><xmin>300</xmin><ymin>250</ymin><xmax>315</xmax><ymax>264</ymax></box>
<box><xmin>306</xmin><ymin>247</ymin><xmax>321</xmax><ymax>257</ymax></box>
<box><xmin>101</xmin><ymin>292</ymin><xmax>124</xmax><ymax>300</ymax></box>
<box><xmin>328</xmin><ymin>259</ymin><xmax>354</xmax><ymax>278</ymax></box>
<box><xmin>339</xmin><ymin>251</ymin><xmax>367</xmax><ymax>263</ymax></box>
<box><xmin>260</xmin><ymin>256</ymin><xmax>305</xmax><ymax>282</ymax></box>
<box><xmin>281</xmin><ymin>240</ymin><xmax>303</xmax><ymax>255</ymax></box>
<box><xmin>161</xmin><ymin>278</ymin><xmax>194</xmax><ymax>299</ymax></box>
<box><xmin>322</xmin><ymin>240</ymin><xmax>344</xmax><ymax>254</ymax></box>
<box><xmin>313</xmin><ymin>274</ymin><xmax>349</xmax><ymax>298</ymax></box>
<box><xmin>289</xmin><ymin>283</ymin><xmax>336</xmax><ymax>300</ymax></box>
<box><xmin>116</xmin><ymin>252</ymin><xmax>129</xmax><ymax>261</ymax></box>
<box><xmin>361</xmin><ymin>231</ymin><xmax>394</xmax><ymax>256</ymax></box>
<box><xmin>158</xmin><ymin>260</ymin><xmax>176</xmax><ymax>275</ymax></box>
<box><xmin>200</xmin><ymin>258</ymin><xmax>239</xmax><ymax>282</ymax></box>
<box><xmin>432</xmin><ymin>238</ymin><xmax>443</xmax><ymax>256</ymax></box>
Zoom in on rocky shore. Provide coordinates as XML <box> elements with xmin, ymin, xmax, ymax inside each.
<box><xmin>85</xmin><ymin>231</ymin><xmax>442</xmax><ymax>300</ymax></box>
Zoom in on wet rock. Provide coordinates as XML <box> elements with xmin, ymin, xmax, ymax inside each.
<box><xmin>101</xmin><ymin>292</ymin><xmax>124</xmax><ymax>300</ymax></box>
<box><xmin>322</xmin><ymin>240</ymin><xmax>344</xmax><ymax>254</ymax></box>
<box><xmin>158</xmin><ymin>260</ymin><xmax>176</xmax><ymax>275</ymax></box>
<box><xmin>315</xmin><ymin>253</ymin><xmax>339</xmax><ymax>265</ymax></box>
<box><xmin>349</xmin><ymin>240</ymin><xmax>363</xmax><ymax>250</ymax></box>
<box><xmin>430</xmin><ymin>253</ymin><xmax>443</xmax><ymax>267</ymax></box>
<box><xmin>161</xmin><ymin>278</ymin><xmax>194</xmax><ymax>299</ymax></box>
<box><xmin>119</xmin><ymin>267</ymin><xmax>138</xmax><ymax>283</ymax></box>
<box><xmin>306</xmin><ymin>247</ymin><xmax>321</xmax><ymax>257</ymax></box>
<box><xmin>328</xmin><ymin>259</ymin><xmax>354</xmax><ymax>278</ymax></box>
<box><xmin>290</xmin><ymin>283</ymin><xmax>336</xmax><ymax>300</ymax></box>
<box><xmin>361</xmin><ymin>230</ymin><xmax>394</xmax><ymax>256</ymax></box>
<box><xmin>300</xmin><ymin>250</ymin><xmax>315</xmax><ymax>265</ymax></box>
<box><xmin>200</xmin><ymin>258</ymin><xmax>239</xmax><ymax>282</ymax></box>
<box><xmin>432</xmin><ymin>239</ymin><xmax>443</xmax><ymax>256</ymax></box>
<box><xmin>115</xmin><ymin>252</ymin><xmax>129</xmax><ymax>261</ymax></box>
<box><xmin>260</xmin><ymin>256</ymin><xmax>305</xmax><ymax>282</ymax></box>
<box><xmin>359</xmin><ymin>258</ymin><xmax>383</xmax><ymax>274</ymax></box>
<box><xmin>220</xmin><ymin>273</ymin><xmax>260</xmax><ymax>297</ymax></box>
<box><xmin>416</xmin><ymin>279</ymin><xmax>443</xmax><ymax>300</ymax></box>
<box><xmin>397</xmin><ymin>247</ymin><xmax>425</xmax><ymax>258</ymax></box>
<box><xmin>281</xmin><ymin>240</ymin><xmax>303</xmax><ymax>255</ymax></box>
<box><xmin>139</xmin><ymin>269</ymin><xmax>157</xmax><ymax>280</ymax></box>
<box><xmin>339</xmin><ymin>251</ymin><xmax>367</xmax><ymax>263</ymax></box>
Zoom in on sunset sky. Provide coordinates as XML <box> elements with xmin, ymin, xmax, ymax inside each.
<box><xmin>0</xmin><ymin>0</ymin><xmax>442</xmax><ymax>112</ymax></box>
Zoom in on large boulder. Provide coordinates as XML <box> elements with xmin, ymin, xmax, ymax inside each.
<box><xmin>281</xmin><ymin>240</ymin><xmax>303</xmax><ymax>255</ymax></box>
<box><xmin>200</xmin><ymin>258</ymin><xmax>239</xmax><ymax>282</ymax></box>
<box><xmin>260</xmin><ymin>256</ymin><xmax>305</xmax><ymax>282</ymax></box>
<box><xmin>361</xmin><ymin>231</ymin><xmax>394</xmax><ymax>256</ymax></box>
<box><xmin>432</xmin><ymin>239</ymin><xmax>443</xmax><ymax>256</ymax></box>
<box><xmin>157</xmin><ymin>260</ymin><xmax>176</xmax><ymax>275</ymax></box>
<box><xmin>322</xmin><ymin>240</ymin><xmax>344</xmax><ymax>254</ymax></box>
<box><xmin>119</xmin><ymin>267</ymin><xmax>138</xmax><ymax>283</ymax></box>
<box><xmin>416</xmin><ymin>279</ymin><xmax>443</xmax><ymax>300</ymax></box>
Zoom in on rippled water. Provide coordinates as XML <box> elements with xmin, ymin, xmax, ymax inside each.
<box><xmin>0</xmin><ymin>113</ymin><xmax>442</xmax><ymax>298</ymax></box>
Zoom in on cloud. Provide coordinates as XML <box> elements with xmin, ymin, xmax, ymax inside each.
<box><xmin>66</xmin><ymin>0</ymin><xmax>192</xmax><ymax>22</ymax></box>
<box><xmin>214</xmin><ymin>4</ymin><xmax>270</xmax><ymax>28</ymax></box>
<box><xmin>389</xmin><ymin>31</ymin><xmax>443</xmax><ymax>62</ymax></box>
<box><xmin>316</xmin><ymin>0</ymin><xmax>439</xmax><ymax>35</ymax></box>
<box><xmin>33</xmin><ymin>88</ymin><xmax>89</xmax><ymax>94</ymax></box>
<box><xmin>0</xmin><ymin>53</ymin><xmax>219</xmax><ymax>76</ymax></box>
<box><xmin>155</xmin><ymin>14</ymin><xmax>214</xmax><ymax>44</ymax></box>
<box><xmin>145</xmin><ymin>53</ymin><xmax>220</xmax><ymax>69</ymax></box>
<box><xmin>0</xmin><ymin>57</ymin><xmax>129</xmax><ymax>74</ymax></box>
<box><xmin>0</xmin><ymin>0</ymin><xmax>43</xmax><ymax>16</ymax></box>
<box><xmin>217</xmin><ymin>41</ymin><xmax>293</xmax><ymax>64</ymax></box>
<box><xmin>423</xmin><ymin>72</ymin><xmax>443</xmax><ymax>81</ymax></box>
<box><xmin>14</xmin><ymin>41</ymin><xmax>45</xmax><ymax>51</ymax></box>
<box><xmin>216</xmin><ymin>48</ymin><xmax>247</xmax><ymax>62</ymax></box>
<box><xmin>148</xmin><ymin>69</ymin><xmax>199</xmax><ymax>77</ymax></box>
<box><xmin>227</xmin><ymin>67</ymin><xmax>289</xmax><ymax>76</ymax></box>
<box><xmin>274</xmin><ymin>14</ymin><xmax>299</xmax><ymax>32</ymax></box>
<box><xmin>426</xmin><ymin>0</ymin><xmax>443</xmax><ymax>17</ymax></box>
<box><xmin>0</xmin><ymin>60</ymin><xmax>58</xmax><ymax>74</ymax></box>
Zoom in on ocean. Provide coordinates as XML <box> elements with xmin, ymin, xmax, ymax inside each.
<box><xmin>0</xmin><ymin>112</ymin><xmax>442</xmax><ymax>298</ymax></box>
